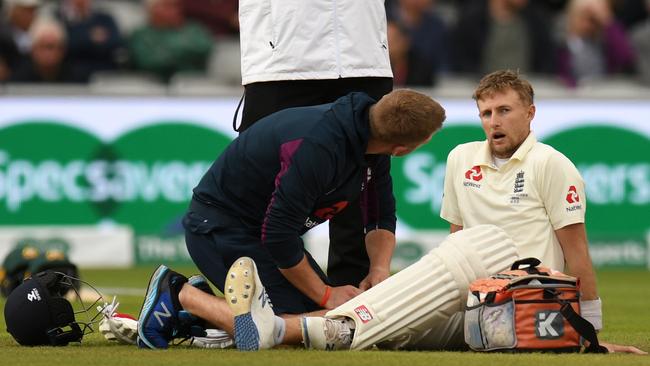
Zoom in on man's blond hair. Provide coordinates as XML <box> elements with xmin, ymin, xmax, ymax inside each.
<box><xmin>370</xmin><ymin>89</ymin><xmax>445</xmax><ymax>145</ymax></box>
<box><xmin>473</xmin><ymin>70</ymin><xmax>535</xmax><ymax>106</ymax></box>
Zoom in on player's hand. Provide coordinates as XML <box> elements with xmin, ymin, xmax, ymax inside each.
<box><xmin>325</xmin><ymin>285</ymin><xmax>362</xmax><ymax>309</ymax></box>
<box><xmin>600</xmin><ymin>342</ymin><xmax>647</xmax><ymax>355</ymax></box>
<box><xmin>358</xmin><ymin>267</ymin><xmax>390</xmax><ymax>291</ymax></box>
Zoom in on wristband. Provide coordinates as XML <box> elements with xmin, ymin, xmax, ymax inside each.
<box><xmin>580</xmin><ymin>298</ymin><xmax>603</xmax><ymax>331</ymax></box>
<box><xmin>319</xmin><ymin>286</ymin><xmax>331</xmax><ymax>308</ymax></box>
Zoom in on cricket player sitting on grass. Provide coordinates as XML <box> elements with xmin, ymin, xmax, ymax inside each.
<box><xmin>135</xmin><ymin>89</ymin><xmax>446</xmax><ymax>350</ymax></box>
<box><xmin>220</xmin><ymin>71</ymin><xmax>646</xmax><ymax>354</ymax></box>
<box><xmin>440</xmin><ymin>69</ymin><xmax>606</xmax><ymax>349</ymax></box>
<box><xmin>296</xmin><ymin>71</ymin><xmax>648</xmax><ymax>354</ymax></box>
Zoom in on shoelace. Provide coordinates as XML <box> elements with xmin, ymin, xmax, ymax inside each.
<box><xmin>325</xmin><ymin>319</ymin><xmax>352</xmax><ymax>346</ymax></box>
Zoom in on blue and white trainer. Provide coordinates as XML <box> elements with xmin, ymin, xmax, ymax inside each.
<box><xmin>136</xmin><ymin>265</ymin><xmax>187</xmax><ymax>349</ymax></box>
<box><xmin>225</xmin><ymin>257</ymin><xmax>277</xmax><ymax>351</ymax></box>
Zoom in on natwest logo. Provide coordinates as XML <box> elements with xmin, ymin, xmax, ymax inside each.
<box><xmin>465</xmin><ymin>166</ymin><xmax>483</xmax><ymax>182</ymax></box>
<box><xmin>566</xmin><ymin>186</ymin><xmax>580</xmax><ymax>204</ymax></box>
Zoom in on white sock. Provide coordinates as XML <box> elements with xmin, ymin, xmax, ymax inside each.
<box><xmin>273</xmin><ymin>316</ymin><xmax>286</xmax><ymax>345</ymax></box>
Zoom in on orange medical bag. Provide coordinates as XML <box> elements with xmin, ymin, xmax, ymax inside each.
<box><xmin>464</xmin><ymin>258</ymin><xmax>607</xmax><ymax>353</ymax></box>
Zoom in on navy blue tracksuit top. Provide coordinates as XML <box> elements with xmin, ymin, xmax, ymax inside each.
<box><xmin>189</xmin><ymin>92</ymin><xmax>396</xmax><ymax>269</ymax></box>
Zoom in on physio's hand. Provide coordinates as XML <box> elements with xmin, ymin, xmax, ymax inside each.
<box><xmin>601</xmin><ymin>342</ymin><xmax>648</xmax><ymax>355</ymax></box>
<box><xmin>358</xmin><ymin>267</ymin><xmax>390</xmax><ymax>291</ymax></box>
<box><xmin>325</xmin><ymin>285</ymin><xmax>362</xmax><ymax>309</ymax></box>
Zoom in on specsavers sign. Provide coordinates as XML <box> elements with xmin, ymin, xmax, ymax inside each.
<box><xmin>0</xmin><ymin>97</ymin><xmax>648</xmax><ymax>268</ymax></box>
<box><xmin>0</xmin><ymin>98</ymin><xmax>235</xmax><ymax>266</ymax></box>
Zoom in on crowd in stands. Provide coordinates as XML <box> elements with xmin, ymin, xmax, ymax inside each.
<box><xmin>0</xmin><ymin>0</ymin><xmax>649</xmax><ymax>88</ymax></box>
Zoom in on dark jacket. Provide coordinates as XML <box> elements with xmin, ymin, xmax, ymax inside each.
<box><xmin>10</xmin><ymin>58</ymin><xmax>85</xmax><ymax>83</ymax></box>
<box><xmin>0</xmin><ymin>21</ymin><xmax>23</xmax><ymax>77</ymax></box>
<box><xmin>56</xmin><ymin>10</ymin><xmax>125</xmax><ymax>82</ymax></box>
<box><xmin>452</xmin><ymin>0</ymin><xmax>555</xmax><ymax>74</ymax></box>
<box><xmin>187</xmin><ymin>92</ymin><xmax>396</xmax><ymax>268</ymax></box>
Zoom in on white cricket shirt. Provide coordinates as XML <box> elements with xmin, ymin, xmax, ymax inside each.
<box><xmin>440</xmin><ymin>133</ymin><xmax>586</xmax><ymax>270</ymax></box>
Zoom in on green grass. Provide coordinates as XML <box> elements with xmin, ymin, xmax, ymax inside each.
<box><xmin>1</xmin><ymin>267</ymin><xmax>648</xmax><ymax>366</ymax></box>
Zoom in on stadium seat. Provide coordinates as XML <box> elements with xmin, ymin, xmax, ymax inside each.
<box><xmin>1</xmin><ymin>83</ymin><xmax>89</xmax><ymax>96</ymax></box>
<box><xmin>577</xmin><ymin>77</ymin><xmax>650</xmax><ymax>99</ymax></box>
<box><xmin>89</xmin><ymin>71</ymin><xmax>167</xmax><ymax>96</ymax></box>
<box><xmin>169</xmin><ymin>73</ymin><xmax>242</xmax><ymax>97</ymax></box>
<box><xmin>208</xmin><ymin>38</ymin><xmax>242</xmax><ymax>87</ymax></box>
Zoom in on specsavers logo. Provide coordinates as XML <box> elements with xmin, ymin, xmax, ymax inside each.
<box><xmin>0</xmin><ymin>149</ymin><xmax>209</xmax><ymax>212</ymax></box>
<box><xmin>0</xmin><ymin>122</ymin><xmax>231</xmax><ymax>235</ymax></box>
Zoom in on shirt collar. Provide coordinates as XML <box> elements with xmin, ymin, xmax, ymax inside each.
<box><xmin>473</xmin><ymin>132</ymin><xmax>537</xmax><ymax>168</ymax></box>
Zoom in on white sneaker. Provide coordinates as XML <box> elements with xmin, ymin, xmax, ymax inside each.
<box><xmin>225</xmin><ymin>257</ymin><xmax>277</xmax><ymax>351</ymax></box>
<box><xmin>301</xmin><ymin>317</ymin><xmax>353</xmax><ymax>350</ymax></box>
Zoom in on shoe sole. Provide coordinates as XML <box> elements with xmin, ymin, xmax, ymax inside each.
<box><xmin>137</xmin><ymin>265</ymin><xmax>168</xmax><ymax>349</ymax></box>
<box><xmin>225</xmin><ymin>257</ymin><xmax>259</xmax><ymax>351</ymax></box>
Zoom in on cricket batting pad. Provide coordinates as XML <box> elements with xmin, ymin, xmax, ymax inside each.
<box><xmin>325</xmin><ymin>224</ymin><xmax>519</xmax><ymax>350</ymax></box>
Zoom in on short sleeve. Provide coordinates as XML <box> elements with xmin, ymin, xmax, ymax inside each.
<box><xmin>440</xmin><ymin>147</ymin><xmax>463</xmax><ymax>226</ymax></box>
<box><xmin>538</xmin><ymin>152</ymin><xmax>586</xmax><ymax>230</ymax></box>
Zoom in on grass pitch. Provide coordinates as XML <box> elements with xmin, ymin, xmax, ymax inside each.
<box><xmin>1</xmin><ymin>266</ymin><xmax>648</xmax><ymax>366</ymax></box>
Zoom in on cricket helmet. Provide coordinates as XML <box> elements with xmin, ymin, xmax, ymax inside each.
<box><xmin>4</xmin><ymin>270</ymin><xmax>103</xmax><ymax>346</ymax></box>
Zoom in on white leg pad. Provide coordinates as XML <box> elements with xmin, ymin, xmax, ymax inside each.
<box><xmin>325</xmin><ymin>224</ymin><xmax>519</xmax><ymax>350</ymax></box>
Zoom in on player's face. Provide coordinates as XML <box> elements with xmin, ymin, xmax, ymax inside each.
<box><xmin>477</xmin><ymin>88</ymin><xmax>534</xmax><ymax>159</ymax></box>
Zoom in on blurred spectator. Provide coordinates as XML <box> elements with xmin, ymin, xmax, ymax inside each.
<box><xmin>10</xmin><ymin>19</ymin><xmax>83</xmax><ymax>83</ymax></box>
<box><xmin>0</xmin><ymin>37</ymin><xmax>9</xmax><ymax>80</ymax></box>
<box><xmin>387</xmin><ymin>0</ymin><xmax>448</xmax><ymax>86</ymax></box>
<box><xmin>557</xmin><ymin>0</ymin><xmax>636</xmax><ymax>86</ymax></box>
<box><xmin>452</xmin><ymin>0</ymin><xmax>555</xmax><ymax>75</ymax></box>
<box><xmin>387</xmin><ymin>20</ymin><xmax>437</xmax><ymax>86</ymax></box>
<box><xmin>0</xmin><ymin>0</ymin><xmax>41</xmax><ymax>81</ymax></box>
<box><xmin>612</xmin><ymin>0</ymin><xmax>648</xmax><ymax>29</ymax></box>
<box><xmin>129</xmin><ymin>0</ymin><xmax>213</xmax><ymax>81</ymax></box>
<box><xmin>538</xmin><ymin>0</ymin><xmax>570</xmax><ymax>13</ymax></box>
<box><xmin>55</xmin><ymin>0</ymin><xmax>126</xmax><ymax>82</ymax></box>
<box><xmin>182</xmin><ymin>0</ymin><xmax>238</xmax><ymax>38</ymax></box>
<box><xmin>631</xmin><ymin>0</ymin><xmax>650</xmax><ymax>84</ymax></box>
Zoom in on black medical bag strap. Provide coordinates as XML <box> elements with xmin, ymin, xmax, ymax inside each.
<box><xmin>560</xmin><ymin>302</ymin><xmax>608</xmax><ymax>354</ymax></box>
<box><xmin>510</xmin><ymin>257</ymin><xmax>542</xmax><ymax>274</ymax></box>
